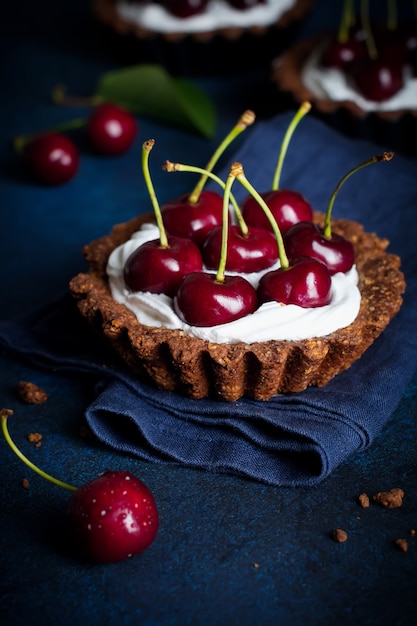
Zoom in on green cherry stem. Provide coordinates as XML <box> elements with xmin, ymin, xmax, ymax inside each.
<box><xmin>361</xmin><ymin>0</ymin><xmax>378</xmax><ymax>60</ymax></box>
<box><xmin>271</xmin><ymin>101</ymin><xmax>311</xmax><ymax>191</ymax></box>
<box><xmin>142</xmin><ymin>140</ymin><xmax>169</xmax><ymax>248</ymax></box>
<box><xmin>232</xmin><ymin>162</ymin><xmax>289</xmax><ymax>270</ymax></box>
<box><xmin>13</xmin><ymin>118</ymin><xmax>87</xmax><ymax>153</ymax></box>
<box><xmin>216</xmin><ymin>167</ymin><xmax>236</xmax><ymax>284</ymax></box>
<box><xmin>386</xmin><ymin>0</ymin><xmax>397</xmax><ymax>31</ymax></box>
<box><xmin>1</xmin><ymin>411</ymin><xmax>77</xmax><ymax>493</ymax></box>
<box><xmin>52</xmin><ymin>84</ymin><xmax>103</xmax><ymax>108</ymax></box>
<box><xmin>339</xmin><ymin>0</ymin><xmax>355</xmax><ymax>43</ymax></box>
<box><xmin>187</xmin><ymin>110</ymin><xmax>256</xmax><ymax>204</ymax></box>
<box><xmin>323</xmin><ymin>151</ymin><xmax>394</xmax><ymax>239</ymax></box>
<box><xmin>163</xmin><ymin>160</ymin><xmax>248</xmax><ymax>236</ymax></box>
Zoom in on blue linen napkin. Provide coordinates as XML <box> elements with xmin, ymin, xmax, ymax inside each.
<box><xmin>1</xmin><ymin>113</ymin><xmax>416</xmax><ymax>486</ymax></box>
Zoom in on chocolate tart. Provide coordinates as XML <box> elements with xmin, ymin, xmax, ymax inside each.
<box><xmin>69</xmin><ymin>211</ymin><xmax>405</xmax><ymax>402</ymax></box>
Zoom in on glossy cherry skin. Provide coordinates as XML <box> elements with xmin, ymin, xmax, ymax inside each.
<box><xmin>257</xmin><ymin>257</ymin><xmax>332</xmax><ymax>308</ymax></box>
<box><xmin>241</xmin><ymin>189</ymin><xmax>313</xmax><ymax>235</ymax></box>
<box><xmin>161</xmin><ymin>0</ymin><xmax>209</xmax><ymax>18</ymax></box>
<box><xmin>228</xmin><ymin>0</ymin><xmax>266</xmax><ymax>9</ymax></box>
<box><xmin>174</xmin><ymin>272</ymin><xmax>258</xmax><ymax>327</ymax></box>
<box><xmin>161</xmin><ymin>190</ymin><xmax>224</xmax><ymax>247</ymax></box>
<box><xmin>87</xmin><ymin>104</ymin><xmax>137</xmax><ymax>155</ymax></box>
<box><xmin>123</xmin><ymin>236</ymin><xmax>203</xmax><ymax>297</ymax></box>
<box><xmin>283</xmin><ymin>221</ymin><xmax>355</xmax><ymax>275</ymax></box>
<box><xmin>24</xmin><ymin>133</ymin><xmax>79</xmax><ymax>185</ymax></box>
<box><xmin>67</xmin><ymin>471</ymin><xmax>159</xmax><ymax>563</ymax></box>
<box><xmin>320</xmin><ymin>35</ymin><xmax>367</xmax><ymax>69</ymax></box>
<box><xmin>348</xmin><ymin>56</ymin><xmax>404</xmax><ymax>102</ymax></box>
<box><xmin>202</xmin><ymin>225</ymin><xmax>278</xmax><ymax>273</ymax></box>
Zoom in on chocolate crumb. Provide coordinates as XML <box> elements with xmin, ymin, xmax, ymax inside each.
<box><xmin>410</xmin><ymin>529</ymin><xmax>416</xmax><ymax>537</ymax></box>
<box><xmin>373</xmin><ymin>488</ymin><xmax>404</xmax><ymax>508</ymax></box>
<box><xmin>21</xmin><ymin>478</ymin><xmax>29</xmax><ymax>489</ymax></box>
<box><xmin>18</xmin><ymin>381</ymin><xmax>48</xmax><ymax>404</ymax></box>
<box><xmin>27</xmin><ymin>432</ymin><xmax>42</xmax><ymax>445</ymax></box>
<box><xmin>253</xmin><ymin>562</ymin><xmax>259</xmax><ymax>569</ymax></box>
<box><xmin>332</xmin><ymin>529</ymin><xmax>348</xmax><ymax>543</ymax></box>
<box><xmin>358</xmin><ymin>493</ymin><xmax>370</xmax><ymax>508</ymax></box>
<box><xmin>395</xmin><ymin>538</ymin><xmax>408</xmax><ymax>552</ymax></box>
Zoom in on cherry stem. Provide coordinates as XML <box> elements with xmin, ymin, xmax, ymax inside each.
<box><xmin>216</xmin><ymin>168</ymin><xmax>236</xmax><ymax>283</ymax></box>
<box><xmin>142</xmin><ymin>140</ymin><xmax>169</xmax><ymax>248</ymax></box>
<box><xmin>339</xmin><ymin>0</ymin><xmax>355</xmax><ymax>43</ymax></box>
<box><xmin>187</xmin><ymin>110</ymin><xmax>255</xmax><ymax>205</ymax></box>
<box><xmin>387</xmin><ymin>0</ymin><xmax>397</xmax><ymax>31</ymax></box>
<box><xmin>233</xmin><ymin>162</ymin><xmax>289</xmax><ymax>270</ymax></box>
<box><xmin>13</xmin><ymin>118</ymin><xmax>87</xmax><ymax>153</ymax></box>
<box><xmin>52</xmin><ymin>84</ymin><xmax>102</xmax><ymax>108</ymax></box>
<box><xmin>414</xmin><ymin>0</ymin><xmax>417</xmax><ymax>21</ymax></box>
<box><xmin>361</xmin><ymin>0</ymin><xmax>378</xmax><ymax>60</ymax></box>
<box><xmin>1</xmin><ymin>412</ymin><xmax>77</xmax><ymax>493</ymax></box>
<box><xmin>324</xmin><ymin>151</ymin><xmax>394</xmax><ymax>239</ymax></box>
<box><xmin>271</xmin><ymin>101</ymin><xmax>311</xmax><ymax>191</ymax></box>
<box><xmin>162</xmin><ymin>161</ymin><xmax>248</xmax><ymax>237</ymax></box>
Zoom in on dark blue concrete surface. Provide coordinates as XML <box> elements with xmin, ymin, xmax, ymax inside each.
<box><xmin>1</xmin><ymin>1</ymin><xmax>417</xmax><ymax>625</ymax></box>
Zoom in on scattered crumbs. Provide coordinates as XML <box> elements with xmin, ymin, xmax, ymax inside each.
<box><xmin>332</xmin><ymin>529</ymin><xmax>348</xmax><ymax>543</ymax></box>
<box><xmin>21</xmin><ymin>478</ymin><xmax>29</xmax><ymax>489</ymax></box>
<box><xmin>395</xmin><ymin>538</ymin><xmax>408</xmax><ymax>553</ymax></box>
<box><xmin>253</xmin><ymin>562</ymin><xmax>259</xmax><ymax>569</ymax></box>
<box><xmin>373</xmin><ymin>488</ymin><xmax>404</xmax><ymax>509</ymax></box>
<box><xmin>358</xmin><ymin>493</ymin><xmax>370</xmax><ymax>508</ymax></box>
<box><xmin>18</xmin><ymin>381</ymin><xmax>48</xmax><ymax>404</ymax></box>
<box><xmin>27</xmin><ymin>432</ymin><xmax>42</xmax><ymax>447</ymax></box>
<box><xmin>410</xmin><ymin>529</ymin><xmax>416</xmax><ymax>537</ymax></box>
<box><xmin>0</xmin><ymin>408</ymin><xmax>14</xmax><ymax>419</ymax></box>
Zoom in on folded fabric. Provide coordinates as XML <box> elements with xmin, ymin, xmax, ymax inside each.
<box><xmin>1</xmin><ymin>113</ymin><xmax>417</xmax><ymax>487</ymax></box>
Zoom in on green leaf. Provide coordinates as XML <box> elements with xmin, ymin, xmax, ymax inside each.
<box><xmin>94</xmin><ymin>64</ymin><xmax>216</xmax><ymax>138</ymax></box>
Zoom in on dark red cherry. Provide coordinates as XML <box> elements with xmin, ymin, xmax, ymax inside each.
<box><xmin>161</xmin><ymin>190</ymin><xmax>224</xmax><ymax>247</ymax></box>
<box><xmin>123</xmin><ymin>236</ymin><xmax>203</xmax><ymax>297</ymax></box>
<box><xmin>257</xmin><ymin>257</ymin><xmax>332</xmax><ymax>308</ymax></box>
<box><xmin>161</xmin><ymin>0</ymin><xmax>209</xmax><ymax>18</ymax></box>
<box><xmin>203</xmin><ymin>225</ymin><xmax>278</xmax><ymax>273</ymax></box>
<box><xmin>348</xmin><ymin>56</ymin><xmax>404</xmax><ymax>102</ymax></box>
<box><xmin>174</xmin><ymin>272</ymin><xmax>258</xmax><ymax>327</ymax></box>
<box><xmin>87</xmin><ymin>104</ymin><xmax>137</xmax><ymax>155</ymax></box>
<box><xmin>227</xmin><ymin>0</ymin><xmax>266</xmax><ymax>9</ymax></box>
<box><xmin>283</xmin><ymin>221</ymin><xmax>355</xmax><ymax>275</ymax></box>
<box><xmin>24</xmin><ymin>133</ymin><xmax>79</xmax><ymax>185</ymax></box>
<box><xmin>67</xmin><ymin>471</ymin><xmax>159</xmax><ymax>563</ymax></box>
<box><xmin>320</xmin><ymin>35</ymin><xmax>367</xmax><ymax>69</ymax></box>
<box><xmin>241</xmin><ymin>189</ymin><xmax>313</xmax><ymax>235</ymax></box>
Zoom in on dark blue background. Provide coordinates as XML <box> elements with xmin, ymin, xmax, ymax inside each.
<box><xmin>1</xmin><ymin>2</ymin><xmax>417</xmax><ymax>624</ymax></box>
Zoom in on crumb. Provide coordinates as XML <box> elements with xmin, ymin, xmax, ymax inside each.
<box><xmin>395</xmin><ymin>538</ymin><xmax>408</xmax><ymax>553</ymax></box>
<box><xmin>18</xmin><ymin>381</ymin><xmax>48</xmax><ymax>404</ymax></box>
<box><xmin>27</xmin><ymin>432</ymin><xmax>42</xmax><ymax>446</ymax></box>
<box><xmin>21</xmin><ymin>478</ymin><xmax>29</xmax><ymax>488</ymax></box>
<box><xmin>332</xmin><ymin>529</ymin><xmax>348</xmax><ymax>543</ymax></box>
<box><xmin>0</xmin><ymin>408</ymin><xmax>14</xmax><ymax>419</ymax></box>
<box><xmin>373</xmin><ymin>488</ymin><xmax>404</xmax><ymax>508</ymax></box>
<box><xmin>358</xmin><ymin>493</ymin><xmax>370</xmax><ymax>508</ymax></box>
<box><xmin>253</xmin><ymin>562</ymin><xmax>259</xmax><ymax>569</ymax></box>
<box><xmin>410</xmin><ymin>529</ymin><xmax>416</xmax><ymax>536</ymax></box>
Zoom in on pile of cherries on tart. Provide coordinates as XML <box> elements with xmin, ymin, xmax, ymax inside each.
<box><xmin>122</xmin><ymin>105</ymin><xmax>391</xmax><ymax>330</ymax></box>
<box><xmin>318</xmin><ymin>0</ymin><xmax>417</xmax><ymax>103</ymax></box>
<box><xmin>128</xmin><ymin>0</ymin><xmax>268</xmax><ymax>20</ymax></box>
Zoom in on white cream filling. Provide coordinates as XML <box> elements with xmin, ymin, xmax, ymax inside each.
<box><xmin>116</xmin><ymin>0</ymin><xmax>296</xmax><ymax>33</ymax></box>
<box><xmin>106</xmin><ymin>223</ymin><xmax>361</xmax><ymax>344</ymax></box>
<box><xmin>301</xmin><ymin>40</ymin><xmax>417</xmax><ymax>111</ymax></box>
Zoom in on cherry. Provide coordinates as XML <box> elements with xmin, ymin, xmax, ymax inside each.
<box><xmin>241</xmin><ymin>102</ymin><xmax>313</xmax><ymax>234</ymax></box>
<box><xmin>22</xmin><ymin>133</ymin><xmax>79</xmax><ymax>185</ymax></box>
<box><xmin>257</xmin><ymin>257</ymin><xmax>332</xmax><ymax>308</ymax></box>
<box><xmin>284</xmin><ymin>151</ymin><xmax>394</xmax><ymax>274</ymax></box>
<box><xmin>161</xmin><ymin>0</ymin><xmax>209</xmax><ymax>18</ymax></box>
<box><xmin>227</xmin><ymin>0</ymin><xmax>266</xmax><ymax>9</ymax></box>
<box><xmin>1</xmin><ymin>410</ymin><xmax>158</xmax><ymax>564</ymax></box>
<box><xmin>348</xmin><ymin>55</ymin><xmax>404</xmax><ymax>102</ymax></box>
<box><xmin>87</xmin><ymin>104</ymin><xmax>137</xmax><ymax>155</ymax></box>
<box><xmin>123</xmin><ymin>140</ymin><xmax>202</xmax><ymax>296</ymax></box>
<box><xmin>161</xmin><ymin>111</ymin><xmax>255</xmax><ymax>247</ymax></box>
<box><xmin>124</xmin><ymin>235</ymin><xmax>203</xmax><ymax>297</ymax></box>
<box><xmin>202</xmin><ymin>225</ymin><xmax>278</xmax><ymax>273</ymax></box>
<box><xmin>320</xmin><ymin>35</ymin><xmax>367</xmax><ymax>69</ymax></box>
<box><xmin>67</xmin><ymin>471</ymin><xmax>158</xmax><ymax>564</ymax></box>
<box><xmin>174</xmin><ymin>163</ymin><xmax>258</xmax><ymax>327</ymax></box>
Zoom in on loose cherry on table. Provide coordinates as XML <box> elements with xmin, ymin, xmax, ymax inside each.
<box><xmin>123</xmin><ymin>140</ymin><xmax>203</xmax><ymax>297</ymax></box>
<box><xmin>86</xmin><ymin>103</ymin><xmax>137</xmax><ymax>155</ymax></box>
<box><xmin>241</xmin><ymin>102</ymin><xmax>313</xmax><ymax>235</ymax></box>
<box><xmin>284</xmin><ymin>151</ymin><xmax>394</xmax><ymax>275</ymax></box>
<box><xmin>18</xmin><ymin>132</ymin><xmax>79</xmax><ymax>185</ymax></box>
<box><xmin>160</xmin><ymin>110</ymin><xmax>255</xmax><ymax>247</ymax></box>
<box><xmin>1</xmin><ymin>410</ymin><xmax>158</xmax><ymax>564</ymax></box>
<box><xmin>174</xmin><ymin>163</ymin><xmax>258</xmax><ymax>327</ymax></box>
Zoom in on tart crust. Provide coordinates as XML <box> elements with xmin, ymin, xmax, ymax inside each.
<box><xmin>92</xmin><ymin>0</ymin><xmax>315</xmax><ymax>42</ymax></box>
<box><xmin>272</xmin><ymin>33</ymin><xmax>417</xmax><ymax>122</ymax></box>
<box><xmin>69</xmin><ymin>212</ymin><xmax>405</xmax><ymax>401</ymax></box>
